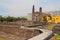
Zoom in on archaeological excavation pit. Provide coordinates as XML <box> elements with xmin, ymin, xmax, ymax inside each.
<box><xmin>0</xmin><ymin>26</ymin><xmax>43</xmax><ymax>40</ymax></box>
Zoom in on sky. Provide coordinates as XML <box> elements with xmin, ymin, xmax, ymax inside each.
<box><xmin>0</xmin><ymin>0</ymin><xmax>60</xmax><ymax>17</ymax></box>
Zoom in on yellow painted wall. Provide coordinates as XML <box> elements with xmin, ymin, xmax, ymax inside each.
<box><xmin>47</xmin><ymin>16</ymin><xmax>60</xmax><ymax>23</ymax></box>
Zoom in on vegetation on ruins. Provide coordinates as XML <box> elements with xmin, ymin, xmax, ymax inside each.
<box><xmin>43</xmin><ymin>16</ymin><xmax>47</xmax><ymax>22</ymax></box>
<box><xmin>50</xmin><ymin>34</ymin><xmax>60</xmax><ymax>40</ymax></box>
<box><xmin>0</xmin><ymin>37</ymin><xmax>4</xmax><ymax>40</ymax></box>
<box><xmin>48</xmin><ymin>15</ymin><xmax>52</xmax><ymax>20</ymax></box>
<box><xmin>42</xmin><ymin>15</ymin><xmax>52</xmax><ymax>22</ymax></box>
<box><xmin>0</xmin><ymin>16</ymin><xmax>27</xmax><ymax>22</ymax></box>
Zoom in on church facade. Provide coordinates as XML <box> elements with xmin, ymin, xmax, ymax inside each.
<box><xmin>32</xmin><ymin>5</ymin><xmax>42</xmax><ymax>24</ymax></box>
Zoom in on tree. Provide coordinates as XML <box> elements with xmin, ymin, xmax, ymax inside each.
<box><xmin>0</xmin><ymin>16</ymin><xmax>4</xmax><ymax>22</ymax></box>
<box><xmin>0</xmin><ymin>16</ymin><xmax>27</xmax><ymax>22</ymax></box>
<box><xmin>43</xmin><ymin>16</ymin><xmax>47</xmax><ymax>22</ymax></box>
<box><xmin>16</xmin><ymin>17</ymin><xmax>21</xmax><ymax>21</ymax></box>
<box><xmin>20</xmin><ymin>17</ymin><xmax>27</xmax><ymax>21</ymax></box>
<box><xmin>6</xmin><ymin>16</ymin><xmax>14</xmax><ymax>22</ymax></box>
<box><xmin>48</xmin><ymin>15</ymin><xmax>52</xmax><ymax>20</ymax></box>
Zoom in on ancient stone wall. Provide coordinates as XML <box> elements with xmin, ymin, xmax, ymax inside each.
<box><xmin>0</xmin><ymin>26</ymin><xmax>42</xmax><ymax>39</ymax></box>
<box><xmin>0</xmin><ymin>21</ymin><xmax>33</xmax><ymax>26</ymax></box>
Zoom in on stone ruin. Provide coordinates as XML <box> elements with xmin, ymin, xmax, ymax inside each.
<box><xmin>0</xmin><ymin>25</ymin><xmax>42</xmax><ymax>40</ymax></box>
<box><xmin>0</xmin><ymin>21</ymin><xmax>33</xmax><ymax>26</ymax></box>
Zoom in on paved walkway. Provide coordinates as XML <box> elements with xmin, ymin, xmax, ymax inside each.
<box><xmin>0</xmin><ymin>27</ymin><xmax>53</xmax><ymax>40</ymax></box>
<box><xmin>28</xmin><ymin>29</ymin><xmax>53</xmax><ymax>40</ymax></box>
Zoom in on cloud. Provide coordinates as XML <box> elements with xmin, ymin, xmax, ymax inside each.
<box><xmin>0</xmin><ymin>0</ymin><xmax>60</xmax><ymax>17</ymax></box>
<box><xmin>35</xmin><ymin>0</ymin><xmax>60</xmax><ymax>12</ymax></box>
<box><xmin>0</xmin><ymin>0</ymin><xmax>34</xmax><ymax>17</ymax></box>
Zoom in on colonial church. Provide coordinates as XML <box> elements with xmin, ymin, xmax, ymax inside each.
<box><xmin>32</xmin><ymin>5</ymin><xmax>42</xmax><ymax>24</ymax></box>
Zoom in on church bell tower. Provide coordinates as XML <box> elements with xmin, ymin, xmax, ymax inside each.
<box><xmin>32</xmin><ymin>5</ymin><xmax>35</xmax><ymax>23</ymax></box>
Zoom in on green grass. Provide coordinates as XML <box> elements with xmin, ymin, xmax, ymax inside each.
<box><xmin>55</xmin><ymin>34</ymin><xmax>60</xmax><ymax>40</ymax></box>
<box><xmin>0</xmin><ymin>37</ymin><xmax>4</xmax><ymax>40</ymax></box>
<box><xmin>48</xmin><ymin>24</ymin><xmax>55</xmax><ymax>30</ymax></box>
<box><xmin>31</xmin><ymin>26</ymin><xmax>42</xmax><ymax>28</ymax></box>
<box><xmin>55</xmin><ymin>34</ymin><xmax>60</xmax><ymax>38</ymax></box>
